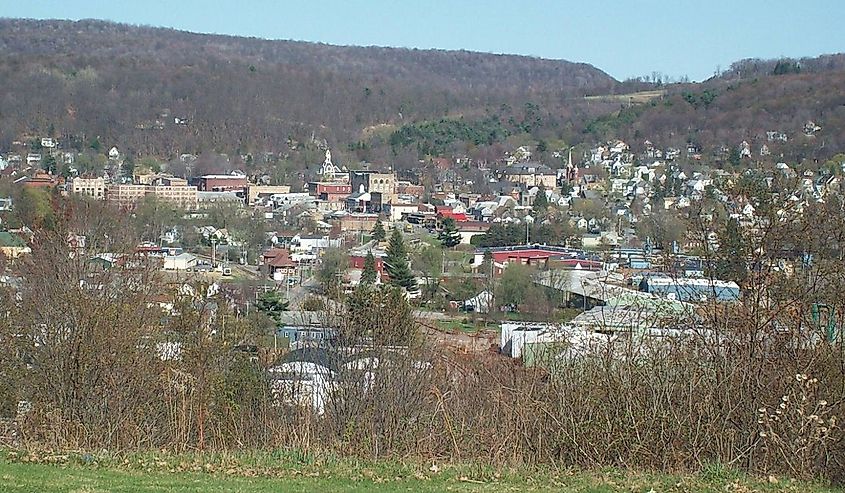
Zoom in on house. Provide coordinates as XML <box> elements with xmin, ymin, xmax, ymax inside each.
<box><xmin>349</xmin><ymin>250</ymin><xmax>387</xmax><ymax>282</ymax></box>
<box><xmin>292</xmin><ymin>234</ymin><xmax>341</xmax><ymax>253</ymax></box>
<box><xmin>804</xmin><ymin>121</ymin><xmax>822</xmax><ymax>136</ymax></box>
<box><xmin>160</xmin><ymin>229</ymin><xmax>180</xmax><ymax>245</ymax></box>
<box><xmin>108</xmin><ymin>147</ymin><xmax>120</xmax><ymax>160</ymax></box>
<box><xmin>456</xmin><ymin>221</ymin><xmax>491</xmax><ymax>245</ymax></box>
<box><xmin>739</xmin><ymin>141</ymin><xmax>752</xmax><ymax>159</ymax></box>
<box><xmin>346</xmin><ymin>187</ymin><xmax>373</xmax><ymax>212</ymax></box>
<box><xmin>277</xmin><ymin>325</ymin><xmax>338</xmax><ymax>348</ymax></box>
<box><xmin>0</xmin><ymin>232</ymin><xmax>30</xmax><ymax>259</ymax></box>
<box><xmin>197</xmin><ymin>226</ymin><xmax>230</xmax><ymax>243</ymax></box>
<box><xmin>262</xmin><ymin>248</ymin><xmax>288</xmax><ymax>265</ymax></box>
<box><xmin>766</xmin><ymin>131</ymin><xmax>788</xmax><ymax>142</ymax></box>
<box><xmin>88</xmin><ymin>252</ymin><xmax>126</xmax><ymax>270</ymax></box>
<box><xmin>463</xmin><ymin>290</ymin><xmax>493</xmax><ymax>313</ymax></box>
<box><xmin>268</xmin><ymin>348</ymin><xmax>337</xmax><ymax>415</ymax></box>
<box><xmin>263</xmin><ymin>248</ymin><xmax>296</xmax><ymax>281</ymax></box>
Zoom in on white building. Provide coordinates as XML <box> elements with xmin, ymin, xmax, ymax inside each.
<box><xmin>163</xmin><ymin>253</ymin><xmax>198</xmax><ymax>270</ymax></box>
<box><xmin>69</xmin><ymin>177</ymin><xmax>106</xmax><ymax>199</ymax></box>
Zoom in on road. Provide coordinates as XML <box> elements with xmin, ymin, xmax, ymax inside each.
<box><xmin>285</xmin><ymin>275</ymin><xmax>319</xmax><ymax>310</ymax></box>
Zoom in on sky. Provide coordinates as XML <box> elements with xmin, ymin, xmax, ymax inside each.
<box><xmin>1</xmin><ymin>0</ymin><xmax>843</xmax><ymax>81</ymax></box>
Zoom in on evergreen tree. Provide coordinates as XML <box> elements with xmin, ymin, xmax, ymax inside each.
<box><xmin>715</xmin><ymin>218</ymin><xmax>748</xmax><ymax>285</ymax></box>
<box><xmin>42</xmin><ymin>154</ymin><xmax>57</xmax><ymax>175</ymax></box>
<box><xmin>385</xmin><ymin>228</ymin><xmax>417</xmax><ymax>292</ymax></box>
<box><xmin>480</xmin><ymin>248</ymin><xmax>494</xmax><ymax>279</ymax></box>
<box><xmin>533</xmin><ymin>184</ymin><xmax>549</xmax><ymax>213</ymax></box>
<box><xmin>121</xmin><ymin>154</ymin><xmax>135</xmax><ymax>178</ymax></box>
<box><xmin>255</xmin><ymin>290</ymin><xmax>289</xmax><ymax>325</ymax></box>
<box><xmin>438</xmin><ymin>217</ymin><xmax>461</xmax><ymax>248</ymax></box>
<box><xmin>371</xmin><ymin>219</ymin><xmax>386</xmax><ymax>242</ymax></box>
<box><xmin>361</xmin><ymin>251</ymin><xmax>378</xmax><ymax>285</ymax></box>
<box><xmin>728</xmin><ymin>147</ymin><xmax>741</xmax><ymax>169</ymax></box>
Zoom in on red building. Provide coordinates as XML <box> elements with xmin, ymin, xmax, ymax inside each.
<box><xmin>474</xmin><ymin>246</ymin><xmax>603</xmax><ymax>276</ymax></box>
<box><xmin>196</xmin><ymin>174</ymin><xmax>248</xmax><ymax>193</ymax></box>
<box><xmin>436</xmin><ymin>206</ymin><xmax>468</xmax><ymax>222</ymax></box>
<box><xmin>18</xmin><ymin>172</ymin><xmax>59</xmax><ymax>188</ymax></box>
<box><xmin>309</xmin><ymin>182</ymin><xmax>352</xmax><ymax>202</ymax></box>
<box><xmin>349</xmin><ymin>252</ymin><xmax>386</xmax><ymax>281</ymax></box>
<box><xmin>262</xmin><ymin>247</ymin><xmax>296</xmax><ymax>280</ymax></box>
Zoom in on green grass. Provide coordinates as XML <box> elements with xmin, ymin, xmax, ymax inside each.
<box><xmin>0</xmin><ymin>450</ymin><xmax>840</xmax><ymax>493</ymax></box>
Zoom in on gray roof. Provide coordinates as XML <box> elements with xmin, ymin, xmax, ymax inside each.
<box><xmin>504</xmin><ymin>163</ymin><xmax>555</xmax><ymax>175</ymax></box>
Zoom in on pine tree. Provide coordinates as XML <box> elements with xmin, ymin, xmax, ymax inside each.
<box><xmin>438</xmin><ymin>217</ymin><xmax>461</xmax><ymax>248</ymax></box>
<box><xmin>255</xmin><ymin>290</ymin><xmax>289</xmax><ymax>325</ymax></box>
<box><xmin>385</xmin><ymin>228</ymin><xmax>417</xmax><ymax>292</ymax></box>
<box><xmin>42</xmin><ymin>154</ymin><xmax>57</xmax><ymax>175</ymax></box>
<box><xmin>715</xmin><ymin>218</ymin><xmax>748</xmax><ymax>285</ymax></box>
<box><xmin>480</xmin><ymin>249</ymin><xmax>494</xmax><ymax>280</ymax></box>
<box><xmin>361</xmin><ymin>251</ymin><xmax>377</xmax><ymax>285</ymax></box>
<box><xmin>371</xmin><ymin>219</ymin><xmax>386</xmax><ymax>242</ymax></box>
<box><xmin>533</xmin><ymin>184</ymin><xmax>549</xmax><ymax>213</ymax></box>
<box><xmin>121</xmin><ymin>154</ymin><xmax>136</xmax><ymax>178</ymax></box>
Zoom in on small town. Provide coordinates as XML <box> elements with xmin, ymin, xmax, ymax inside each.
<box><xmin>1</xmin><ymin>5</ymin><xmax>844</xmax><ymax>493</ymax></box>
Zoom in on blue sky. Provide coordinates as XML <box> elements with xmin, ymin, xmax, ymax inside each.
<box><xmin>1</xmin><ymin>0</ymin><xmax>843</xmax><ymax>81</ymax></box>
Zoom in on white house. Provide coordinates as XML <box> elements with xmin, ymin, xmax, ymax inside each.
<box><xmin>292</xmin><ymin>234</ymin><xmax>341</xmax><ymax>253</ymax></box>
<box><xmin>463</xmin><ymin>290</ymin><xmax>493</xmax><ymax>313</ymax></box>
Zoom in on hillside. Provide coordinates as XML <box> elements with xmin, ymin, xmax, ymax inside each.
<box><xmin>582</xmin><ymin>67</ymin><xmax>845</xmax><ymax>165</ymax></box>
<box><xmin>1</xmin><ymin>19</ymin><xmax>844</xmax><ymax>169</ymax></box>
<box><xmin>0</xmin><ymin>19</ymin><xmax>619</xmax><ymax>156</ymax></box>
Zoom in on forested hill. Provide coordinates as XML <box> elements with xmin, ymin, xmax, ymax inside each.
<box><xmin>0</xmin><ymin>18</ymin><xmax>619</xmax><ymax>155</ymax></box>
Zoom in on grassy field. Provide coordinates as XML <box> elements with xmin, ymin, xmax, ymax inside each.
<box><xmin>1</xmin><ymin>450</ymin><xmax>841</xmax><ymax>493</ymax></box>
<box><xmin>582</xmin><ymin>89</ymin><xmax>667</xmax><ymax>104</ymax></box>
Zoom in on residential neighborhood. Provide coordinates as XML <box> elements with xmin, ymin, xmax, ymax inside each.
<box><xmin>2</xmin><ymin>11</ymin><xmax>845</xmax><ymax>492</ymax></box>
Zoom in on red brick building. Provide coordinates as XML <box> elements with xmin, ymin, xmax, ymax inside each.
<box><xmin>196</xmin><ymin>174</ymin><xmax>248</xmax><ymax>193</ymax></box>
<box><xmin>349</xmin><ymin>252</ymin><xmax>386</xmax><ymax>281</ymax></box>
<box><xmin>309</xmin><ymin>182</ymin><xmax>352</xmax><ymax>202</ymax></box>
<box><xmin>262</xmin><ymin>247</ymin><xmax>296</xmax><ymax>281</ymax></box>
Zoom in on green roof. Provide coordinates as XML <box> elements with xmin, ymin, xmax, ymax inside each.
<box><xmin>603</xmin><ymin>292</ymin><xmax>690</xmax><ymax>316</ymax></box>
<box><xmin>0</xmin><ymin>231</ymin><xmax>26</xmax><ymax>248</ymax></box>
